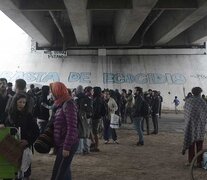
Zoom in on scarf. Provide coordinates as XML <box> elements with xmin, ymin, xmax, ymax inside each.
<box><xmin>50</xmin><ymin>82</ymin><xmax>71</xmax><ymax>106</ymax></box>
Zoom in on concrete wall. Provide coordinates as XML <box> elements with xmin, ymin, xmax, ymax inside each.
<box><xmin>1</xmin><ymin>37</ymin><xmax>207</xmax><ymax>110</ymax></box>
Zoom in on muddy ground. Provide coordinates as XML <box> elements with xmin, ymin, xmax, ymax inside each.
<box><xmin>31</xmin><ymin>113</ymin><xmax>204</xmax><ymax>180</ymax></box>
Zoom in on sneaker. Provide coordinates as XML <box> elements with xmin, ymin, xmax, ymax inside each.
<box><xmin>48</xmin><ymin>148</ymin><xmax>55</xmax><ymax>155</ymax></box>
<box><xmin>113</xmin><ymin>140</ymin><xmax>119</xmax><ymax>144</ymax></box>
<box><xmin>104</xmin><ymin>140</ymin><xmax>109</xmax><ymax>144</ymax></box>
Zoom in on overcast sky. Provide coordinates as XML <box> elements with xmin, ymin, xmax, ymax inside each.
<box><xmin>0</xmin><ymin>11</ymin><xmax>30</xmax><ymax>54</ymax></box>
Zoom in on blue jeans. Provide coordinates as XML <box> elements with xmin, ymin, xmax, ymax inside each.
<box><xmin>51</xmin><ymin>142</ymin><xmax>79</xmax><ymax>180</ymax></box>
<box><xmin>133</xmin><ymin>117</ymin><xmax>144</xmax><ymax>143</ymax></box>
<box><xmin>76</xmin><ymin>138</ymin><xmax>90</xmax><ymax>153</ymax></box>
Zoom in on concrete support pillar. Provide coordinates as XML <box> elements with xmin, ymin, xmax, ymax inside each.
<box><xmin>114</xmin><ymin>0</ymin><xmax>158</xmax><ymax>44</ymax></box>
<box><xmin>64</xmin><ymin>0</ymin><xmax>91</xmax><ymax>45</ymax></box>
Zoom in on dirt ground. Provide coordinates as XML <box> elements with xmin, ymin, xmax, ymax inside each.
<box><xmin>31</xmin><ymin>113</ymin><xmax>200</xmax><ymax>180</ymax></box>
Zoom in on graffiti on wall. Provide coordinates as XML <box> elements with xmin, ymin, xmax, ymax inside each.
<box><xmin>68</xmin><ymin>72</ymin><xmax>186</xmax><ymax>84</ymax></box>
<box><xmin>0</xmin><ymin>71</ymin><xmax>187</xmax><ymax>85</ymax></box>
<box><xmin>190</xmin><ymin>74</ymin><xmax>207</xmax><ymax>79</ymax></box>
<box><xmin>103</xmin><ymin>73</ymin><xmax>186</xmax><ymax>84</ymax></box>
<box><xmin>0</xmin><ymin>71</ymin><xmax>59</xmax><ymax>83</ymax></box>
<box><xmin>68</xmin><ymin>72</ymin><xmax>91</xmax><ymax>83</ymax></box>
<box><xmin>44</xmin><ymin>51</ymin><xmax>67</xmax><ymax>59</ymax></box>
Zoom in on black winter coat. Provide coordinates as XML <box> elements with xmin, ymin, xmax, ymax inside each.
<box><xmin>6</xmin><ymin>111</ymin><xmax>39</xmax><ymax>147</ymax></box>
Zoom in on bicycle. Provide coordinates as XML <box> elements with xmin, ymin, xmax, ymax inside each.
<box><xmin>190</xmin><ymin>149</ymin><xmax>207</xmax><ymax>180</ymax></box>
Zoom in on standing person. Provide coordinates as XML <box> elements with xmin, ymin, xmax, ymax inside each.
<box><xmin>142</xmin><ymin>92</ymin><xmax>150</xmax><ymax>135</ymax></box>
<box><xmin>114</xmin><ymin>89</ymin><xmax>121</xmax><ymax>116</ymax></box>
<box><xmin>182</xmin><ymin>87</ymin><xmax>207</xmax><ymax>167</ymax></box>
<box><xmin>7</xmin><ymin>82</ymin><xmax>15</xmax><ymax>96</ymax></box>
<box><xmin>132</xmin><ymin>87</ymin><xmax>144</xmax><ymax>146</ymax></box>
<box><xmin>75</xmin><ymin>85</ymin><xmax>93</xmax><ymax>155</ymax></box>
<box><xmin>91</xmin><ymin>86</ymin><xmax>106</xmax><ymax>152</ymax></box>
<box><xmin>120</xmin><ymin>89</ymin><xmax>127</xmax><ymax>124</ymax></box>
<box><xmin>151</xmin><ymin>91</ymin><xmax>161</xmax><ymax>135</ymax></box>
<box><xmin>6</xmin><ymin>93</ymin><xmax>39</xmax><ymax>180</ymax></box>
<box><xmin>125</xmin><ymin>89</ymin><xmax>133</xmax><ymax>124</ymax></box>
<box><xmin>184</xmin><ymin>92</ymin><xmax>193</xmax><ymax>101</ymax></box>
<box><xmin>0</xmin><ymin>78</ymin><xmax>12</xmax><ymax>125</ymax></box>
<box><xmin>158</xmin><ymin>91</ymin><xmax>163</xmax><ymax>118</ymax></box>
<box><xmin>50</xmin><ymin>82</ymin><xmax>79</xmax><ymax>180</ymax></box>
<box><xmin>35</xmin><ymin>86</ymin><xmax>52</xmax><ymax>134</ymax></box>
<box><xmin>173</xmin><ymin>96</ymin><xmax>180</xmax><ymax>114</ymax></box>
<box><xmin>103</xmin><ymin>90</ymin><xmax>119</xmax><ymax>144</ymax></box>
<box><xmin>7</xmin><ymin>79</ymin><xmax>35</xmax><ymax>115</ymax></box>
<box><xmin>84</xmin><ymin>86</ymin><xmax>95</xmax><ymax>151</ymax></box>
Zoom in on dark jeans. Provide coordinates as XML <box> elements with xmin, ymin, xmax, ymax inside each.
<box><xmin>51</xmin><ymin>142</ymin><xmax>79</xmax><ymax>180</ymax></box>
<box><xmin>152</xmin><ymin>114</ymin><xmax>158</xmax><ymax>134</ymax></box>
<box><xmin>125</xmin><ymin>107</ymin><xmax>133</xmax><ymax>123</ymax></box>
<box><xmin>133</xmin><ymin>117</ymin><xmax>144</xmax><ymax>143</ymax></box>
<box><xmin>120</xmin><ymin>106</ymin><xmax>126</xmax><ymax>124</ymax></box>
<box><xmin>159</xmin><ymin>103</ymin><xmax>162</xmax><ymax>117</ymax></box>
<box><xmin>103</xmin><ymin>118</ymin><xmax>117</xmax><ymax>141</ymax></box>
<box><xmin>141</xmin><ymin>116</ymin><xmax>150</xmax><ymax>135</ymax></box>
<box><xmin>188</xmin><ymin>140</ymin><xmax>203</xmax><ymax>164</ymax></box>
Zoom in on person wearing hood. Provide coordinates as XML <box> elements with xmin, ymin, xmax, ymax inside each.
<box><xmin>50</xmin><ymin>82</ymin><xmax>79</xmax><ymax>180</ymax></box>
<box><xmin>182</xmin><ymin>87</ymin><xmax>207</xmax><ymax>167</ymax></box>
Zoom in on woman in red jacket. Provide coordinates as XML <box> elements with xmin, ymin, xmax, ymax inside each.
<box><xmin>50</xmin><ymin>82</ymin><xmax>79</xmax><ymax>180</ymax></box>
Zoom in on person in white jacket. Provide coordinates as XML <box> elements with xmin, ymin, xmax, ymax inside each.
<box><xmin>103</xmin><ymin>90</ymin><xmax>119</xmax><ymax>144</ymax></box>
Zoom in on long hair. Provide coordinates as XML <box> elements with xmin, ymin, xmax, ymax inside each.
<box><xmin>9</xmin><ymin>93</ymin><xmax>28</xmax><ymax>118</ymax></box>
<box><xmin>50</xmin><ymin>82</ymin><xmax>71</xmax><ymax>106</ymax></box>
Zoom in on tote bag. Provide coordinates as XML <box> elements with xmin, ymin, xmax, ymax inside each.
<box><xmin>110</xmin><ymin>113</ymin><xmax>120</xmax><ymax>129</ymax></box>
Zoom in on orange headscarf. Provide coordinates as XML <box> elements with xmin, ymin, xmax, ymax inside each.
<box><xmin>50</xmin><ymin>82</ymin><xmax>71</xmax><ymax>106</ymax></box>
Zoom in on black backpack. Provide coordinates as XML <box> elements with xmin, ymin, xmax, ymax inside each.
<box><xmin>140</xmin><ymin>99</ymin><xmax>150</xmax><ymax>116</ymax></box>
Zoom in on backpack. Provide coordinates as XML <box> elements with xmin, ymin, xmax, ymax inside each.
<box><xmin>140</xmin><ymin>99</ymin><xmax>150</xmax><ymax>116</ymax></box>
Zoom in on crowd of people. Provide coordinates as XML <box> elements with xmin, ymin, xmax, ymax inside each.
<box><xmin>0</xmin><ymin>77</ymin><xmax>207</xmax><ymax>179</ymax></box>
